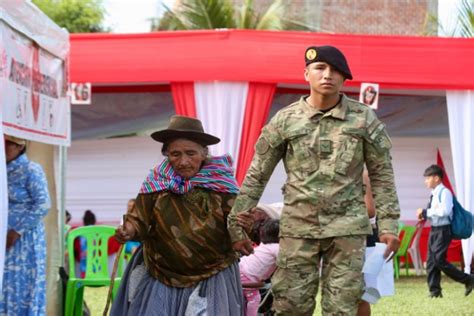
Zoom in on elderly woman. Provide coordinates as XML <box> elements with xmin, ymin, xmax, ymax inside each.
<box><xmin>111</xmin><ymin>116</ymin><xmax>244</xmax><ymax>315</ymax></box>
<box><xmin>1</xmin><ymin>135</ymin><xmax>50</xmax><ymax>315</ymax></box>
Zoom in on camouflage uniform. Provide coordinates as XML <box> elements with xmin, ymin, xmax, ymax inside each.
<box><xmin>228</xmin><ymin>95</ymin><xmax>400</xmax><ymax>315</ymax></box>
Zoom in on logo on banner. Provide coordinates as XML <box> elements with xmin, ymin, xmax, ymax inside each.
<box><xmin>359</xmin><ymin>83</ymin><xmax>379</xmax><ymax>110</ymax></box>
<box><xmin>71</xmin><ymin>82</ymin><xmax>91</xmax><ymax>105</ymax></box>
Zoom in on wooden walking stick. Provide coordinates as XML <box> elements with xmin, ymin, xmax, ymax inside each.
<box><xmin>103</xmin><ymin>244</ymin><xmax>124</xmax><ymax>316</ymax></box>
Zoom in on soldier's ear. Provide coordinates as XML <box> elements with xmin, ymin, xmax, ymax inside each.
<box><xmin>304</xmin><ymin>67</ymin><xmax>310</xmax><ymax>82</ymax></box>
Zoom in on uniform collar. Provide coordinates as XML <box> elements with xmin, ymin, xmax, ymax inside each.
<box><xmin>299</xmin><ymin>94</ymin><xmax>348</xmax><ymax>120</ymax></box>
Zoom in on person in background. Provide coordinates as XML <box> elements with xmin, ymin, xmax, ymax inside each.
<box><xmin>77</xmin><ymin>209</ymin><xmax>97</xmax><ymax>277</ymax></box>
<box><xmin>416</xmin><ymin>164</ymin><xmax>474</xmax><ymax>298</ymax></box>
<box><xmin>82</xmin><ymin>209</ymin><xmax>96</xmax><ymax>226</ymax></box>
<box><xmin>65</xmin><ymin>210</ymin><xmax>72</xmax><ymax>235</ymax></box>
<box><xmin>246</xmin><ymin>203</ymin><xmax>282</xmax><ymax>245</ymax></box>
<box><xmin>1</xmin><ymin>135</ymin><xmax>50</xmax><ymax>315</ymax></box>
<box><xmin>240</xmin><ymin>219</ymin><xmax>280</xmax><ymax>316</ymax></box>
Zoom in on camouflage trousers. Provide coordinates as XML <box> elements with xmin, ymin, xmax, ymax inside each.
<box><xmin>272</xmin><ymin>235</ymin><xmax>366</xmax><ymax>316</ymax></box>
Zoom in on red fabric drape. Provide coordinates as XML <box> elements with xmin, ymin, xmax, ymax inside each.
<box><xmin>171</xmin><ymin>82</ymin><xmax>196</xmax><ymax>117</ymax></box>
<box><xmin>436</xmin><ymin>148</ymin><xmax>454</xmax><ymax>193</ymax></box>
<box><xmin>236</xmin><ymin>83</ymin><xmax>276</xmax><ymax>184</ymax></box>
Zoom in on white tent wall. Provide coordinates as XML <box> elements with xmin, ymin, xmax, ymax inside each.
<box><xmin>65</xmin><ymin>136</ymin><xmax>164</xmax><ymax>224</ymax></box>
<box><xmin>66</xmin><ymin>135</ymin><xmax>453</xmax><ymax>225</ymax></box>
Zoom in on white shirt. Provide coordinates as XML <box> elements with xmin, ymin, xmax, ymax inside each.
<box><xmin>427</xmin><ymin>183</ymin><xmax>453</xmax><ymax>226</ymax></box>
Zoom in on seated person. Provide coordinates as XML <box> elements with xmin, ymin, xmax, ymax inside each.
<box><xmin>248</xmin><ymin>203</ymin><xmax>282</xmax><ymax>244</ymax></box>
<box><xmin>239</xmin><ymin>219</ymin><xmax>280</xmax><ymax>316</ymax></box>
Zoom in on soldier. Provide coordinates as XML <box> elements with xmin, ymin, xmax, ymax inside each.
<box><xmin>228</xmin><ymin>45</ymin><xmax>401</xmax><ymax>315</ymax></box>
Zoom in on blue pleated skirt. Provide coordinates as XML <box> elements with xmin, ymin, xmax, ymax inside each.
<box><xmin>110</xmin><ymin>247</ymin><xmax>244</xmax><ymax>316</ymax></box>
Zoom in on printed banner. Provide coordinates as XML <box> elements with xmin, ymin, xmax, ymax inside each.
<box><xmin>0</xmin><ymin>21</ymin><xmax>70</xmax><ymax>146</ymax></box>
<box><xmin>359</xmin><ymin>83</ymin><xmax>380</xmax><ymax>110</ymax></box>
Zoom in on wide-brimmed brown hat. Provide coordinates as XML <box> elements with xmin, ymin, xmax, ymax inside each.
<box><xmin>151</xmin><ymin>115</ymin><xmax>220</xmax><ymax>145</ymax></box>
<box><xmin>5</xmin><ymin>135</ymin><xmax>26</xmax><ymax>146</ymax></box>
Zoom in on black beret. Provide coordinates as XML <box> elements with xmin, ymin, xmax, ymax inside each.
<box><xmin>304</xmin><ymin>45</ymin><xmax>353</xmax><ymax>80</ymax></box>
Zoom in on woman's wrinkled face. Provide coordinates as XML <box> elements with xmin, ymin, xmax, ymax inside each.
<box><xmin>5</xmin><ymin>140</ymin><xmax>24</xmax><ymax>163</ymax></box>
<box><xmin>166</xmin><ymin>139</ymin><xmax>207</xmax><ymax>179</ymax></box>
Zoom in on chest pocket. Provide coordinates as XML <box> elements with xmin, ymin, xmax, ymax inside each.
<box><xmin>284</xmin><ymin>128</ymin><xmax>317</xmax><ymax>173</ymax></box>
<box><xmin>335</xmin><ymin>128</ymin><xmax>363</xmax><ymax>175</ymax></box>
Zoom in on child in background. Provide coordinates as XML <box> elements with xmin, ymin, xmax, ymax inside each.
<box><xmin>239</xmin><ymin>219</ymin><xmax>280</xmax><ymax>316</ymax></box>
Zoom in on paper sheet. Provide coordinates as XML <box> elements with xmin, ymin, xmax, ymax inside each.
<box><xmin>362</xmin><ymin>243</ymin><xmax>395</xmax><ymax>303</ymax></box>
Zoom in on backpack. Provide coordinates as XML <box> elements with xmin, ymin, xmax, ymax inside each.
<box><xmin>438</xmin><ymin>187</ymin><xmax>473</xmax><ymax>240</ymax></box>
<box><xmin>450</xmin><ymin>196</ymin><xmax>473</xmax><ymax>240</ymax></box>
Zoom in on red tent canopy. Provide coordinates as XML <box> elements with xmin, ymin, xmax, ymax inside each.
<box><xmin>70</xmin><ymin>29</ymin><xmax>474</xmax><ymax>90</ymax></box>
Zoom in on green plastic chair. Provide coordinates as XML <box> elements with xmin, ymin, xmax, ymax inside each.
<box><xmin>394</xmin><ymin>225</ymin><xmax>417</xmax><ymax>279</ymax></box>
<box><xmin>65</xmin><ymin>225</ymin><xmax>124</xmax><ymax>316</ymax></box>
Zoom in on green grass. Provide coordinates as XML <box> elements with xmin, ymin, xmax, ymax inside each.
<box><xmin>83</xmin><ymin>275</ymin><xmax>474</xmax><ymax>315</ymax></box>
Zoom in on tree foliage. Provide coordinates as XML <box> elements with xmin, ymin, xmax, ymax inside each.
<box><xmin>425</xmin><ymin>0</ymin><xmax>473</xmax><ymax>38</ymax></box>
<box><xmin>32</xmin><ymin>0</ymin><xmax>108</xmax><ymax>33</ymax></box>
<box><xmin>153</xmin><ymin>0</ymin><xmax>301</xmax><ymax>31</ymax></box>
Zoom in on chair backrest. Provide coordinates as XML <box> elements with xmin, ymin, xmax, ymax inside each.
<box><xmin>67</xmin><ymin>225</ymin><xmax>119</xmax><ymax>279</ymax></box>
<box><xmin>396</xmin><ymin>225</ymin><xmax>416</xmax><ymax>256</ymax></box>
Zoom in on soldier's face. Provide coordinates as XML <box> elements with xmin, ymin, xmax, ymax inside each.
<box><xmin>304</xmin><ymin>62</ymin><xmax>345</xmax><ymax>96</ymax></box>
<box><xmin>166</xmin><ymin>139</ymin><xmax>207</xmax><ymax>179</ymax></box>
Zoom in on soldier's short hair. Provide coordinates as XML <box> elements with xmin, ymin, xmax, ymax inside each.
<box><xmin>423</xmin><ymin>164</ymin><xmax>444</xmax><ymax>179</ymax></box>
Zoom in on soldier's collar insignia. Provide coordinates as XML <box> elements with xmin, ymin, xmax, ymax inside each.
<box><xmin>306</xmin><ymin>48</ymin><xmax>317</xmax><ymax>61</ymax></box>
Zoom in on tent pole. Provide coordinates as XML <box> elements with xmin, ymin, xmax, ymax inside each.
<box><xmin>57</xmin><ymin>145</ymin><xmax>67</xmax><ymax>313</ymax></box>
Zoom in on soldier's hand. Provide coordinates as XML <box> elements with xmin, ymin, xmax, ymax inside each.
<box><xmin>236</xmin><ymin>211</ymin><xmax>254</xmax><ymax>234</ymax></box>
<box><xmin>379</xmin><ymin>233</ymin><xmax>400</xmax><ymax>260</ymax></box>
<box><xmin>232</xmin><ymin>239</ymin><xmax>254</xmax><ymax>256</ymax></box>
<box><xmin>115</xmin><ymin>221</ymin><xmax>136</xmax><ymax>244</ymax></box>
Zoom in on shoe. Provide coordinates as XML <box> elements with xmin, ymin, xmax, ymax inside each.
<box><xmin>428</xmin><ymin>292</ymin><xmax>443</xmax><ymax>298</ymax></box>
<box><xmin>465</xmin><ymin>275</ymin><xmax>474</xmax><ymax>297</ymax></box>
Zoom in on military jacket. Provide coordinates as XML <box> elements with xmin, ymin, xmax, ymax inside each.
<box><xmin>228</xmin><ymin>94</ymin><xmax>400</xmax><ymax>241</ymax></box>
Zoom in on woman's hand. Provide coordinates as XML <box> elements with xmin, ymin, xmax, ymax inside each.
<box><xmin>6</xmin><ymin>230</ymin><xmax>20</xmax><ymax>250</ymax></box>
<box><xmin>115</xmin><ymin>220</ymin><xmax>136</xmax><ymax>244</ymax></box>
<box><xmin>232</xmin><ymin>239</ymin><xmax>254</xmax><ymax>256</ymax></box>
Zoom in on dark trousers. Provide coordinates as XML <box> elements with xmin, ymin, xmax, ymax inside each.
<box><xmin>427</xmin><ymin>225</ymin><xmax>470</xmax><ymax>294</ymax></box>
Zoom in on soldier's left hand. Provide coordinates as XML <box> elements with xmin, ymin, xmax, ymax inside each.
<box><xmin>379</xmin><ymin>233</ymin><xmax>400</xmax><ymax>260</ymax></box>
<box><xmin>236</xmin><ymin>211</ymin><xmax>255</xmax><ymax>235</ymax></box>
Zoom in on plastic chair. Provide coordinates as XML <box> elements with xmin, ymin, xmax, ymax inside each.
<box><xmin>394</xmin><ymin>225</ymin><xmax>416</xmax><ymax>279</ymax></box>
<box><xmin>65</xmin><ymin>225</ymin><xmax>124</xmax><ymax>316</ymax></box>
<box><xmin>407</xmin><ymin>223</ymin><xmax>424</xmax><ymax>276</ymax></box>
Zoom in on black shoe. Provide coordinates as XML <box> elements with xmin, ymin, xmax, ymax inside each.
<box><xmin>429</xmin><ymin>292</ymin><xmax>443</xmax><ymax>298</ymax></box>
<box><xmin>465</xmin><ymin>275</ymin><xmax>474</xmax><ymax>297</ymax></box>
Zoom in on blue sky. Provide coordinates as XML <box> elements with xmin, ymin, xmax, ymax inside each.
<box><xmin>103</xmin><ymin>0</ymin><xmax>460</xmax><ymax>34</ymax></box>
<box><xmin>103</xmin><ymin>0</ymin><xmax>175</xmax><ymax>33</ymax></box>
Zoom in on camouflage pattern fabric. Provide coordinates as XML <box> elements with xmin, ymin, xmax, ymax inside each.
<box><xmin>228</xmin><ymin>94</ymin><xmax>400</xmax><ymax>242</ymax></box>
<box><xmin>125</xmin><ymin>188</ymin><xmax>238</xmax><ymax>287</ymax></box>
<box><xmin>272</xmin><ymin>236</ymin><xmax>366</xmax><ymax>315</ymax></box>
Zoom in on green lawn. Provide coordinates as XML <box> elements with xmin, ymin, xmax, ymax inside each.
<box><xmin>84</xmin><ymin>275</ymin><xmax>474</xmax><ymax>315</ymax></box>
